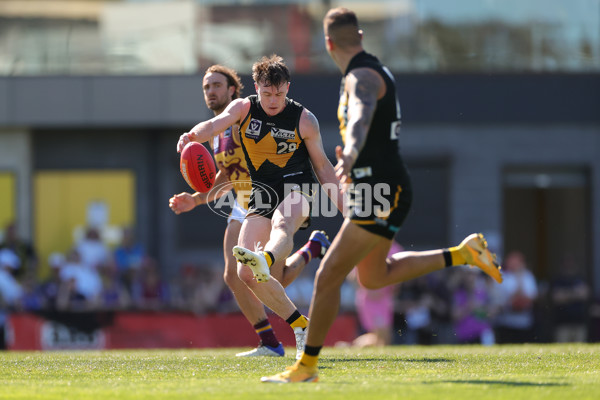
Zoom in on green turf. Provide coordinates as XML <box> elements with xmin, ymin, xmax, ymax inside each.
<box><xmin>1</xmin><ymin>344</ymin><xmax>599</xmax><ymax>399</ymax></box>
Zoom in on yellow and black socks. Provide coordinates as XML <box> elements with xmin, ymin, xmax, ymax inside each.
<box><xmin>254</xmin><ymin>319</ymin><xmax>279</xmax><ymax>348</ymax></box>
<box><xmin>443</xmin><ymin>245</ymin><xmax>467</xmax><ymax>267</ymax></box>
<box><xmin>299</xmin><ymin>345</ymin><xmax>321</xmax><ymax>368</ymax></box>
<box><xmin>263</xmin><ymin>250</ymin><xmax>275</xmax><ymax>268</ymax></box>
<box><xmin>286</xmin><ymin>310</ymin><xmax>308</xmax><ymax>330</ymax></box>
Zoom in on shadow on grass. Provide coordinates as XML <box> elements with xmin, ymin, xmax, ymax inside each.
<box><xmin>439</xmin><ymin>380</ymin><xmax>569</xmax><ymax>387</ymax></box>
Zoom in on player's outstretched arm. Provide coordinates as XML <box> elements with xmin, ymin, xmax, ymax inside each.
<box><xmin>301</xmin><ymin>109</ymin><xmax>345</xmax><ymax>214</ymax></box>
<box><xmin>169</xmin><ymin>192</ymin><xmax>199</xmax><ymax>215</ymax></box>
<box><xmin>205</xmin><ymin>168</ymin><xmax>234</xmax><ymax>203</ymax></box>
<box><xmin>168</xmin><ymin>170</ymin><xmax>233</xmax><ymax>214</ymax></box>
<box><xmin>177</xmin><ymin>98</ymin><xmax>249</xmax><ymax>152</ymax></box>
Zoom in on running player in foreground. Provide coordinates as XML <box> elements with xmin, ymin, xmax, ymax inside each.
<box><xmin>170</xmin><ymin>65</ymin><xmax>331</xmax><ymax>358</ymax></box>
<box><xmin>262</xmin><ymin>7</ymin><xmax>503</xmax><ymax>382</ymax></box>
<box><xmin>176</xmin><ymin>57</ymin><xmax>344</xmax><ymax>359</ymax></box>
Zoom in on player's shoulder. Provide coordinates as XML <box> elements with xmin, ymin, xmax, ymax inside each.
<box><xmin>230</xmin><ymin>97</ymin><xmax>252</xmax><ymax>115</ymax></box>
<box><xmin>299</xmin><ymin>108</ymin><xmax>320</xmax><ymax>139</ymax></box>
<box><xmin>346</xmin><ymin>67</ymin><xmax>386</xmax><ymax>100</ymax></box>
<box><xmin>347</xmin><ymin>67</ymin><xmax>384</xmax><ymax>87</ymax></box>
<box><xmin>233</xmin><ymin>97</ymin><xmax>251</xmax><ymax>107</ymax></box>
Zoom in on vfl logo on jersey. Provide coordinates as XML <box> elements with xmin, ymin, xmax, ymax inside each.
<box><xmin>271</xmin><ymin>127</ymin><xmax>295</xmax><ymax>140</ymax></box>
<box><xmin>245</xmin><ymin>118</ymin><xmax>262</xmax><ymax>138</ymax></box>
<box><xmin>390</xmin><ymin>120</ymin><xmax>401</xmax><ymax>140</ymax></box>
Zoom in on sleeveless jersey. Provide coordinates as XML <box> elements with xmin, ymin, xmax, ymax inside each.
<box><xmin>239</xmin><ymin>95</ymin><xmax>312</xmax><ymax>184</ymax></box>
<box><xmin>337</xmin><ymin>51</ymin><xmax>406</xmax><ymax>179</ymax></box>
<box><xmin>212</xmin><ymin>126</ymin><xmax>252</xmax><ymax>209</ymax></box>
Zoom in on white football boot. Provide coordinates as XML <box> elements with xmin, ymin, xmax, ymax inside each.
<box><xmin>293</xmin><ymin>326</ymin><xmax>307</xmax><ymax>360</ymax></box>
<box><xmin>232</xmin><ymin>245</ymin><xmax>271</xmax><ymax>282</ymax></box>
<box><xmin>236</xmin><ymin>342</ymin><xmax>284</xmax><ymax>357</ymax></box>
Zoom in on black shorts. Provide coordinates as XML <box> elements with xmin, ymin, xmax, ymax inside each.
<box><xmin>347</xmin><ymin>174</ymin><xmax>412</xmax><ymax>239</ymax></box>
<box><xmin>247</xmin><ymin>170</ymin><xmax>316</xmax><ymax>228</ymax></box>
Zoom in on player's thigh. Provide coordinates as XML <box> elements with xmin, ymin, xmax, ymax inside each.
<box><xmin>316</xmin><ymin>219</ymin><xmax>381</xmax><ymax>288</ymax></box>
<box><xmin>271</xmin><ymin>191</ymin><xmax>310</xmax><ymax>233</ymax></box>
<box><xmin>354</xmin><ymin>238</ymin><xmax>394</xmax><ymax>289</ymax></box>
<box><xmin>238</xmin><ymin>215</ymin><xmax>271</xmax><ymax>248</ymax></box>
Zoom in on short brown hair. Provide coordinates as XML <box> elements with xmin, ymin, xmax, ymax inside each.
<box><xmin>323</xmin><ymin>7</ymin><xmax>361</xmax><ymax>48</ymax></box>
<box><xmin>205</xmin><ymin>64</ymin><xmax>244</xmax><ymax>99</ymax></box>
<box><xmin>251</xmin><ymin>54</ymin><xmax>290</xmax><ymax>87</ymax></box>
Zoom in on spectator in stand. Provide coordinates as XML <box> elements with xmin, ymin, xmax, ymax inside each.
<box><xmin>98</xmin><ymin>262</ymin><xmax>131</xmax><ymax>311</ymax></box>
<box><xmin>394</xmin><ymin>275</ymin><xmax>437</xmax><ymax>345</ymax></box>
<box><xmin>37</xmin><ymin>252</ymin><xmax>66</xmax><ymax>311</ymax></box>
<box><xmin>0</xmin><ymin>221</ymin><xmax>38</xmax><ymax>283</ymax></box>
<box><xmin>113</xmin><ymin>226</ymin><xmax>145</xmax><ymax>294</ymax></box>
<box><xmin>194</xmin><ymin>267</ymin><xmax>227</xmax><ymax>314</ymax></box>
<box><xmin>550</xmin><ymin>254</ymin><xmax>590</xmax><ymax>343</ymax></box>
<box><xmin>17</xmin><ymin>271</ymin><xmax>45</xmax><ymax>311</ymax></box>
<box><xmin>170</xmin><ymin>264</ymin><xmax>224</xmax><ymax>314</ymax></box>
<box><xmin>131</xmin><ymin>256</ymin><xmax>170</xmax><ymax>310</ymax></box>
<box><xmin>426</xmin><ymin>271</ymin><xmax>456</xmax><ymax>344</ymax></box>
<box><xmin>0</xmin><ymin>248</ymin><xmax>23</xmax><ymax>308</ymax></box>
<box><xmin>76</xmin><ymin>226</ymin><xmax>110</xmax><ymax>270</ymax></box>
<box><xmin>169</xmin><ymin>264</ymin><xmax>197</xmax><ymax>312</ymax></box>
<box><xmin>0</xmin><ymin>247</ymin><xmax>23</xmax><ymax>349</ymax></box>
<box><xmin>492</xmin><ymin>251</ymin><xmax>538</xmax><ymax>343</ymax></box>
<box><xmin>452</xmin><ymin>268</ymin><xmax>495</xmax><ymax>345</ymax></box>
<box><xmin>56</xmin><ymin>249</ymin><xmax>103</xmax><ymax>311</ymax></box>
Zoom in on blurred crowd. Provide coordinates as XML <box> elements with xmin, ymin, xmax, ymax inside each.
<box><xmin>384</xmin><ymin>248</ymin><xmax>596</xmax><ymax>346</ymax></box>
<box><xmin>1</xmin><ymin>221</ymin><xmax>598</xmax><ymax>347</ymax></box>
<box><xmin>0</xmin><ymin>222</ymin><xmax>240</xmax><ymax>318</ymax></box>
<box><xmin>344</xmin><ymin>243</ymin><xmax>598</xmax><ymax>347</ymax></box>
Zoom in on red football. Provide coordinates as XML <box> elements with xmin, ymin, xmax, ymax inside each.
<box><xmin>180</xmin><ymin>142</ymin><xmax>216</xmax><ymax>193</ymax></box>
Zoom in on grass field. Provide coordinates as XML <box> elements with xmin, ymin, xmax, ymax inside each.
<box><xmin>1</xmin><ymin>344</ymin><xmax>599</xmax><ymax>400</ymax></box>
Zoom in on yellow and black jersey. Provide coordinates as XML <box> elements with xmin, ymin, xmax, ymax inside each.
<box><xmin>338</xmin><ymin>51</ymin><xmax>408</xmax><ymax>181</ymax></box>
<box><xmin>339</xmin><ymin>51</ymin><xmax>413</xmax><ymax>239</ymax></box>
<box><xmin>239</xmin><ymin>95</ymin><xmax>313</xmax><ymax>184</ymax></box>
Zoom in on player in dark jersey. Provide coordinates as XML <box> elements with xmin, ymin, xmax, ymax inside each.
<box><xmin>171</xmin><ymin>65</ymin><xmax>332</xmax><ymax>358</ymax></box>
<box><xmin>262</xmin><ymin>7</ymin><xmax>503</xmax><ymax>383</ymax></box>
<box><xmin>176</xmin><ymin>56</ymin><xmax>344</xmax><ymax>359</ymax></box>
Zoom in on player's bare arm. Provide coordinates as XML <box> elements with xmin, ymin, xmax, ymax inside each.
<box><xmin>177</xmin><ymin>98</ymin><xmax>250</xmax><ymax>152</ymax></box>
<box><xmin>335</xmin><ymin>67</ymin><xmax>384</xmax><ymax>183</ymax></box>
<box><xmin>301</xmin><ymin>109</ymin><xmax>345</xmax><ymax>213</ymax></box>
<box><xmin>197</xmin><ymin>170</ymin><xmax>234</xmax><ymax>204</ymax></box>
<box><xmin>168</xmin><ymin>172</ymin><xmax>227</xmax><ymax>214</ymax></box>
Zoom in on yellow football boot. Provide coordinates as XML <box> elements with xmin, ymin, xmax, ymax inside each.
<box><xmin>459</xmin><ymin>233</ymin><xmax>503</xmax><ymax>283</ymax></box>
<box><xmin>261</xmin><ymin>362</ymin><xmax>318</xmax><ymax>383</ymax></box>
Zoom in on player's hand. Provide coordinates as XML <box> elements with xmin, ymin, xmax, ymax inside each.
<box><xmin>177</xmin><ymin>132</ymin><xmax>195</xmax><ymax>153</ymax></box>
<box><xmin>334</xmin><ymin>145</ymin><xmax>357</xmax><ymax>192</ymax></box>
<box><xmin>169</xmin><ymin>192</ymin><xmax>197</xmax><ymax>214</ymax></box>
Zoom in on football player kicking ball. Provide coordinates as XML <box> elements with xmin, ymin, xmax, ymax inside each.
<box><xmin>170</xmin><ymin>64</ymin><xmax>331</xmax><ymax>359</ymax></box>
<box><xmin>261</xmin><ymin>8</ymin><xmax>503</xmax><ymax>383</ymax></box>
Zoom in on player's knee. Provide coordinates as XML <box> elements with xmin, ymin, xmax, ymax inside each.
<box><xmin>236</xmin><ymin>266</ymin><xmax>256</xmax><ymax>286</ymax></box>
<box><xmin>314</xmin><ymin>264</ymin><xmax>345</xmax><ymax>292</ymax></box>
<box><xmin>223</xmin><ymin>268</ymin><xmax>241</xmax><ymax>289</ymax></box>
<box><xmin>356</xmin><ymin>274</ymin><xmax>385</xmax><ymax>290</ymax></box>
<box><xmin>270</xmin><ymin>215</ymin><xmax>294</xmax><ymax>235</ymax></box>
